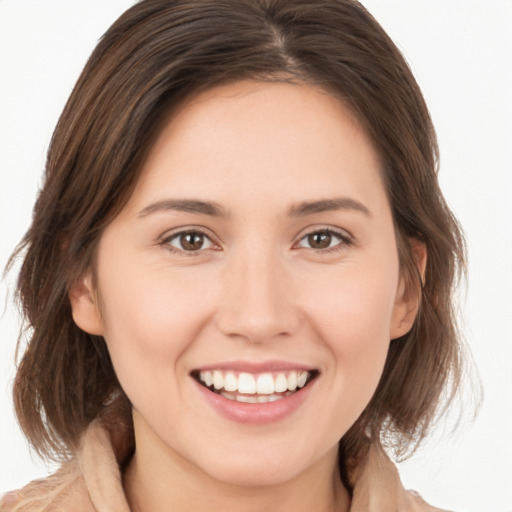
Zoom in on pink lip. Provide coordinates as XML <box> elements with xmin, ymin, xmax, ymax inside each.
<box><xmin>193</xmin><ymin>360</ymin><xmax>317</xmax><ymax>373</ymax></box>
<box><xmin>192</xmin><ymin>375</ymin><xmax>317</xmax><ymax>425</ymax></box>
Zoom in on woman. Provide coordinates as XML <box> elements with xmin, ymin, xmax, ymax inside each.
<box><xmin>3</xmin><ymin>1</ymin><xmax>467</xmax><ymax>510</ymax></box>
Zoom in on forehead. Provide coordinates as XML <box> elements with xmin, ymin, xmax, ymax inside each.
<box><xmin>125</xmin><ymin>80</ymin><xmax>388</xmax><ymax>217</ymax></box>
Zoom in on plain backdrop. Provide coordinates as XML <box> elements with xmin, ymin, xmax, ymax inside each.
<box><xmin>1</xmin><ymin>1</ymin><xmax>511</xmax><ymax>510</ymax></box>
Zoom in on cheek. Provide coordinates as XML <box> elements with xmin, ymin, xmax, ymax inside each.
<box><xmin>98</xmin><ymin>244</ymin><xmax>214</xmax><ymax>338</ymax></box>
<box><xmin>95</xmin><ymin>255</ymin><xmax>216</xmax><ymax>406</ymax></box>
<box><xmin>299</xmin><ymin>260</ymin><xmax>399</xmax><ymax>429</ymax></box>
<box><xmin>303</xmin><ymin>256</ymin><xmax>399</xmax><ymax>348</ymax></box>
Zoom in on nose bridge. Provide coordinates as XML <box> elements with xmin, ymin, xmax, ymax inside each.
<box><xmin>216</xmin><ymin>240</ymin><xmax>299</xmax><ymax>343</ymax></box>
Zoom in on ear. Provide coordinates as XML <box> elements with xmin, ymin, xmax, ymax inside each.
<box><xmin>390</xmin><ymin>240</ymin><xmax>427</xmax><ymax>340</ymax></box>
<box><xmin>68</xmin><ymin>272</ymin><xmax>104</xmax><ymax>336</ymax></box>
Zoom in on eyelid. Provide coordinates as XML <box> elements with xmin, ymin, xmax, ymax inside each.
<box><xmin>160</xmin><ymin>226</ymin><xmax>221</xmax><ymax>255</ymax></box>
<box><xmin>293</xmin><ymin>225</ymin><xmax>354</xmax><ymax>252</ymax></box>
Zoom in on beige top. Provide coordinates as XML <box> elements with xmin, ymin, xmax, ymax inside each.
<box><xmin>1</xmin><ymin>420</ymin><xmax>449</xmax><ymax>512</ymax></box>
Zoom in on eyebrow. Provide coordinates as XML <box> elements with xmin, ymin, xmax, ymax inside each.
<box><xmin>138</xmin><ymin>197</ymin><xmax>371</xmax><ymax>218</ymax></box>
<box><xmin>287</xmin><ymin>197</ymin><xmax>371</xmax><ymax>218</ymax></box>
<box><xmin>138</xmin><ymin>199</ymin><xmax>228</xmax><ymax>218</ymax></box>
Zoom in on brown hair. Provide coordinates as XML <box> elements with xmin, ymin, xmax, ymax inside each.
<box><xmin>9</xmin><ymin>0</ymin><xmax>466</xmax><ymax>473</ymax></box>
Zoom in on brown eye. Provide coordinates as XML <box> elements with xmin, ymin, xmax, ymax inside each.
<box><xmin>181</xmin><ymin>233</ymin><xmax>204</xmax><ymax>250</ymax></box>
<box><xmin>307</xmin><ymin>232</ymin><xmax>332</xmax><ymax>249</ymax></box>
<box><xmin>166</xmin><ymin>231</ymin><xmax>214</xmax><ymax>252</ymax></box>
<box><xmin>297</xmin><ymin>229</ymin><xmax>350</xmax><ymax>251</ymax></box>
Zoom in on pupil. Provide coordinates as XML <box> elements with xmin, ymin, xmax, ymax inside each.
<box><xmin>309</xmin><ymin>232</ymin><xmax>331</xmax><ymax>249</ymax></box>
<box><xmin>182</xmin><ymin>233</ymin><xmax>203</xmax><ymax>250</ymax></box>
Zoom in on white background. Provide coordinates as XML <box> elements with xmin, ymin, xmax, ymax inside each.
<box><xmin>0</xmin><ymin>1</ymin><xmax>511</xmax><ymax>510</ymax></box>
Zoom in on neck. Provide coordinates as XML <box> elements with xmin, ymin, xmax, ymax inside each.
<box><xmin>123</xmin><ymin>415</ymin><xmax>350</xmax><ymax>512</ymax></box>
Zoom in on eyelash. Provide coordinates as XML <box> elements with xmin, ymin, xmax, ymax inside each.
<box><xmin>160</xmin><ymin>227</ymin><xmax>353</xmax><ymax>256</ymax></box>
<box><xmin>295</xmin><ymin>228</ymin><xmax>353</xmax><ymax>253</ymax></box>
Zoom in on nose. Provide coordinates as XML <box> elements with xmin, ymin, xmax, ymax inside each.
<box><xmin>215</xmin><ymin>248</ymin><xmax>300</xmax><ymax>344</ymax></box>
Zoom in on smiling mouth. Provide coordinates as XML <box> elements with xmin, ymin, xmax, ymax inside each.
<box><xmin>192</xmin><ymin>369</ymin><xmax>319</xmax><ymax>404</ymax></box>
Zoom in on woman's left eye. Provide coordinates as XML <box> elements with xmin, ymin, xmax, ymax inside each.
<box><xmin>163</xmin><ymin>231</ymin><xmax>215</xmax><ymax>253</ymax></box>
<box><xmin>296</xmin><ymin>229</ymin><xmax>351</xmax><ymax>251</ymax></box>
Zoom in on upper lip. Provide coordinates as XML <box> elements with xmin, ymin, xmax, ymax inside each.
<box><xmin>192</xmin><ymin>360</ymin><xmax>318</xmax><ymax>374</ymax></box>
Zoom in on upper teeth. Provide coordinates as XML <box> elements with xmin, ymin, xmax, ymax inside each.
<box><xmin>198</xmin><ymin>370</ymin><xmax>310</xmax><ymax>394</ymax></box>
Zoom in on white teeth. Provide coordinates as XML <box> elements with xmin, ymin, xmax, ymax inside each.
<box><xmin>256</xmin><ymin>373</ymin><xmax>274</xmax><ymax>394</ymax></box>
<box><xmin>274</xmin><ymin>373</ymin><xmax>288</xmax><ymax>393</ymax></box>
<box><xmin>297</xmin><ymin>371</ymin><xmax>308</xmax><ymax>388</ymax></box>
<box><xmin>238</xmin><ymin>372</ymin><xmax>256</xmax><ymax>394</ymax></box>
<box><xmin>213</xmin><ymin>370</ymin><xmax>224</xmax><ymax>390</ymax></box>
<box><xmin>221</xmin><ymin>391</ymin><xmax>294</xmax><ymax>403</ymax></box>
<box><xmin>201</xmin><ymin>371</ymin><xmax>213</xmax><ymax>387</ymax></box>
<box><xmin>287</xmin><ymin>372</ymin><xmax>298</xmax><ymax>391</ymax></box>
<box><xmin>197</xmin><ymin>369</ymin><xmax>313</xmax><ymax>396</ymax></box>
<box><xmin>235</xmin><ymin>394</ymin><xmax>254</xmax><ymax>403</ymax></box>
<box><xmin>224</xmin><ymin>372</ymin><xmax>238</xmax><ymax>392</ymax></box>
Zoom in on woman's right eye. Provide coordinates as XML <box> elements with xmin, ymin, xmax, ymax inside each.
<box><xmin>163</xmin><ymin>230</ymin><xmax>215</xmax><ymax>253</ymax></box>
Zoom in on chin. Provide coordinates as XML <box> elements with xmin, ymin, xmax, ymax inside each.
<box><xmin>195</xmin><ymin>447</ymin><xmax>323</xmax><ymax>488</ymax></box>
<box><xmin>209</xmin><ymin>463</ymin><xmax>300</xmax><ymax>488</ymax></box>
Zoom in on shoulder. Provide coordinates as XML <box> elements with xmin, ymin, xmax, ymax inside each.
<box><xmin>0</xmin><ymin>464</ymin><xmax>94</xmax><ymax>512</ymax></box>
<box><xmin>403</xmin><ymin>489</ymin><xmax>455</xmax><ymax>512</ymax></box>
<box><xmin>0</xmin><ymin>419</ymin><xmax>133</xmax><ymax>512</ymax></box>
<box><xmin>0</xmin><ymin>491</ymin><xmax>21</xmax><ymax>512</ymax></box>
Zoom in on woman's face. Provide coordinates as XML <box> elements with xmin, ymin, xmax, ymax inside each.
<box><xmin>72</xmin><ymin>80</ymin><xmax>417</xmax><ymax>487</ymax></box>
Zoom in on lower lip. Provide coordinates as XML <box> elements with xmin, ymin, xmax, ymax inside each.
<box><xmin>193</xmin><ymin>378</ymin><xmax>315</xmax><ymax>425</ymax></box>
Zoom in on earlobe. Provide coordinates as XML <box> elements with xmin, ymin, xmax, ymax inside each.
<box><xmin>390</xmin><ymin>240</ymin><xmax>427</xmax><ymax>340</ymax></box>
<box><xmin>68</xmin><ymin>273</ymin><xmax>104</xmax><ymax>336</ymax></box>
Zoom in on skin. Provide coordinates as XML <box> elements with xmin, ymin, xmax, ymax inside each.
<box><xmin>70</xmin><ymin>80</ymin><xmax>423</xmax><ymax>512</ymax></box>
